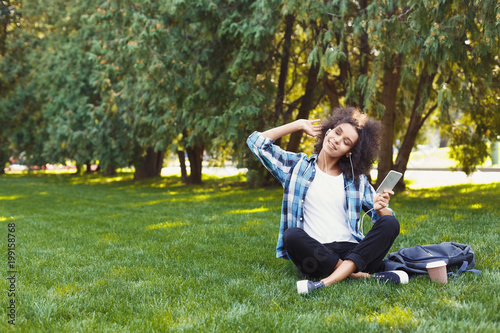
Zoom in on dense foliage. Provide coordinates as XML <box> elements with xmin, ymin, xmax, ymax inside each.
<box><xmin>1</xmin><ymin>0</ymin><xmax>499</xmax><ymax>183</ymax></box>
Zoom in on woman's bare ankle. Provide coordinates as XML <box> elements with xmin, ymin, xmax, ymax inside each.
<box><xmin>349</xmin><ymin>271</ymin><xmax>371</xmax><ymax>279</ymax></box>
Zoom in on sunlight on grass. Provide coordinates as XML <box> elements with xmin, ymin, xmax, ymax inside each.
<box><xmin>408</xmin><ymin>191</ymin><xmax>439</xmax><ymax>198</ymax></box>
<box><xmin>130</xmin><ymin>194</ymin><xmax>214</xmax><ymax>206</ymax></box>
<box><xmin>400</xmin><ymin>225</ymin><xmax>409</xmax><ymax>235</ymax></box>
<box><xmin>152</xmin><ymin>310</ymin><xmax>185</xmax><ymax>329</ymax></box>
<box><xmin>323</xmin><ymin>313</ymin><xmax>344</xmax><ymax>326</ymax></box>
<box><xmin>67</xmin><ymin>174</ymin><xmax>133</xmax><ymax>185</ymax></box>
<box><xmin>156</xmin><ymin>191</ymin><xmax>180</xmax><ymax>196</ymax></box>
<box><xmin>453</xmin><ymin>213</ymin><xmax>466</xmax><ymax>221</ymax></box>
<box><xmin>366</xmin><ymin>305</ymin><xmax>417</xmax><ymax>330</ymax></box>
<box><xmin>224</xmin><ymin>206</ymin><xmax>276</xmax><ymax>214</ymax></box>
<box><xmin>98</xmin><ymin>232</ymin><xmax>119</xmax><ymax>244</ymax></box>
<box><xmin>5</xmin><ymin>169</ymin><xmax>76</xmax><ymax>175</ymax></box>
<box><xmin>170</xmin><ymin>194</ymin><xmax>213</xmax><ymax>202</ymax></box>
<box><xmin>468</xmin><ymin>203</ymin><xmax>483</xmax><ymax>209</ymax></box>
<box><xmin>53</xmin><ymin>282</ymin><xmax>81</xmax><ymax>296</ymax></box>
<box><xmin>110</xmin><ymin>266</ymin><xmax>129</xmax><ymax>278</ymax></box>
<box><xmin>146</xmin><ymin>221</ymin><xmax>188</xmax><ymax>230</ymax></box>
<box><xmin>240</xmin><ymin>219</ymin><xmax>262</xmax><ymax>232</ymax></box>
<box><xmin>88</xmin><ymin>176</ymin><xmax>128</xmax><ymax>183</ymax></box>
<box><xmin>0</xmin><ymin>195</ymin><xmax>24</xmax><ymax>200</ymax></box>
<box><xmin>130</xmin><ymin>199</ymin><xmax>170</xmax><ymax>207</ymax></box>
<box><xmin>400</xmin><ymin>215</ymin><xmax>425</xmax><ymax>235</ymax></box>
<box><xmin>440</xmin><ymin>297</ymin><xmax>463</xmax><ymax>308</ymax></box>
<box><xmin>0</xmin><ymin>216</ymin><xmax>16</xmax><ymax>222</ymax></box>
<box><xmin>414</xmin><ymin>215</ymin><xmax>426</xmax><ymax>223</ymax></box>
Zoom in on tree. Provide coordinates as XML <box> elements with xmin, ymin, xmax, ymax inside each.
<box><xmin>284</xmin><ymin>0</ymin><xmax>500</xmax><ymax>187</ymax></box>
<box><xmin>2</xmin><ymin>0</ymin><xmax>498</xmax><ymax>185</ymax></box>
<box><xmin>2</xmin><ymin>0</ymin><xmax>281</xmax><ymax>182</ymax></box>
<box><xmin>446</xmin><ymin>60</ymin><xmax>500</xmax><ymax>174</ymax></box>
<box><xmin>85</xmin><ymin>0</ymin><xmax>175</xmax><ymax>178</ymax></box>
<box><xmin>0</xmin><ymin>0</ymin><xmax>22</xmax><ymax>174</ymax></box>
<box><xmin>6</xmin><ymin>0</ymin><xmax>176</xmax><ymax>177</ymax></box>
<box><xmin>390</xmin><ymin>0</ymin><xmax>500</xmax><ymax>180</ymax></box>
<box><xmin>1</xmin><ymin>0</ymin><xmax>103</xmax><ymax>172</ymax></box>
<box><xmin>162</xmin><ymin>0</ymin><xmax>281</xmax><ymax>183</ymax></box>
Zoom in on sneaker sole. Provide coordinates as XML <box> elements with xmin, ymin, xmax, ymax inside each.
<box><xmin>391</xmin><ymin>270</ymin><xmax>409</xmax><ymax>284</ymax></box>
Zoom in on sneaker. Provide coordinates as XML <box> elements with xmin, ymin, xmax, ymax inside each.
<box><xmin>371</xmin><ymin>270</ymin><xmax>409</xmax><ymax>284</ymax></box>
<box><xmin>297</xmin><ymin>280</ymin><xmax>325</xmax><ymax>294</ymax></box>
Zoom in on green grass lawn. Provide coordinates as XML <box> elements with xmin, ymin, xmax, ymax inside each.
<box><xmin>0</xmin><ymin>173</ymin><xmax>499</xmax><ymax>332</ymax></box>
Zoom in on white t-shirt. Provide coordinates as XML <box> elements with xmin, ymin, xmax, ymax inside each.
<box><xmin>303</xmin><ymin>165</ymin><xmax>358</xmax><ymax>244</ymax></box>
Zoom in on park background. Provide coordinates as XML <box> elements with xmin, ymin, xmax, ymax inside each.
<box><xmin>1</xmin><ymin>0</ymin><xmax>499</xmax><ymax>331</ymax></box>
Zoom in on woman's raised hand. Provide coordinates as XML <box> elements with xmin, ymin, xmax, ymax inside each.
<box><xmin>262</xmin><ymin>118</ymin><xmax>322</xmax><ymax>141</ymax></box>
<box><xmin>299</xmin><ymin>119</ymin><xmax>322</xmax><ymax>137</ymax></box>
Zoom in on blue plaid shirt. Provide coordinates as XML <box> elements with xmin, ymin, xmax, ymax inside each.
<box><xmin>247</xmin><ymin>131</ymin><xmax>392</xmax><ymax>260</ymax></box>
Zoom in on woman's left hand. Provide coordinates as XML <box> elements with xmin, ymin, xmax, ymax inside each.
<box><xmin>374</xmin><ymin>190</ymin><xmax>394</xmax><ymax>215</ymax></box>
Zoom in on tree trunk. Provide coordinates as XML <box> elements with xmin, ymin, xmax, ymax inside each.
<box><xmin>75</xmin><ymin>163</ymin><xmax>84</xmax><ymax>175</ymax></box>
<box><xmin>177</xmin><ymin>150</ymin><xmax>188</xmax><ymax>183</ymax></box>
<box><xmin>376</xmin><ymin>54</ymin><xmax>403</xmax><ymax>188</ymax></box>
<box><xmin>394</xmin><ymin>73</ymin><xmax>437</xmax><ymax>180</ymax></box>
<box><xmin>0</xmin><ymin>7</ymin><xmax>7</xmax><ymax>57</ymax></box>
<box><xmin>85</xmin><ymin>160</ymin><xmax>92</xmax><ymax>173</ymax></box>
<box><xmin>134</xmin><ymin>147</ymin><xmax>164</xmax><ymax>180</ymax></box>
<box><xmin>103</xmin><ymin>165</ymin><xmax>117</xmax><ymax>176</ymax></box>
<box><xmin>186</xmin><ymin>144</ymin><xmax>204</xmax><ymax>184</ymax></box>
<box><xmin>322</xmin><ymin>76</ymin><xmax>340</xmax><ymax>109</ymax></box>
<box><xmin>0</xmin><ymin>152</ymin><xmax>6</xmax><ymax>175</ymax></box>
<box><xmin>337</xmin><ymin>32</ymin><xmax>352</xmax><ymax>106</ymax></box>
<box><xmin>358</xmin><ymin>0</ymin><xmax>370</xmax><ymax>110</ymax></box>
<box><xmin>275</xmin><ymin>14</ymin><xmax>295</xmax><ymax>124</ymax></box>
<box><xmin>274</xmin><ymin>14</ymin><xmax>295</xmax><ymax>147</ymax></box>
<box><xmin>286</xmin><ymin>61</ymin><xmax>321</xmax><ymax>153</ymax></box>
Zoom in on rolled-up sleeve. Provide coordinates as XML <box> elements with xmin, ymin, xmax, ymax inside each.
<box><xmin>247</xmin><ymin>131</ymin><xmax>301</xmax><ymax>186</ymax></box>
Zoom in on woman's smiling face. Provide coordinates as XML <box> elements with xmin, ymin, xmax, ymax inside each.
<box><xmin>323</xmin><ymin>123</ymin><xmax>359</xmax><ymax>158</ymax></box>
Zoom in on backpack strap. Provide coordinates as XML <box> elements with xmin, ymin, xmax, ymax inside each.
<box><xmin>447</xmin><ymin>261</ymin><xmax>482</xmax><ymax>277</ymax></box>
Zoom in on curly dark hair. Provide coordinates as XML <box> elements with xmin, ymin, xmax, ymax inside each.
<box><xmin>313</xmin><ymin>106</ymin><xmax>381</xmax><ymax>180</ymax></box>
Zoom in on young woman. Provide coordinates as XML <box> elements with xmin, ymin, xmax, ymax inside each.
<box><xmin>247</xmin><ymin>107</ymin><xmax>408</xmax><ymax>294</ymax></box>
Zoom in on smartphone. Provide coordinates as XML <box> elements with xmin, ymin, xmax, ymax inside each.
<box><xmin>376</xmin><ymin>170</ymin><xmax>403</xmax><ymax>193</ymax></box>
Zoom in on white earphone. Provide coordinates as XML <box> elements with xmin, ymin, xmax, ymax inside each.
<box><xmin>323</xmin><ymin>126</ymin><xmax>356</xmax><ymax>221</ymax></box>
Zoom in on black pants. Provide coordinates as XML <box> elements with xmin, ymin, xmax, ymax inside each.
<box><xmin>282</xmin><ymin>215</ymin><xmax>400</xmax><ymax>279</ymax></box>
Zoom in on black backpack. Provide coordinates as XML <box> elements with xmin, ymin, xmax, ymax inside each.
<box><xmin>383</xmin><ymin>242</ymin><xmax>482</xmax><ymax>277</ymax></box>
